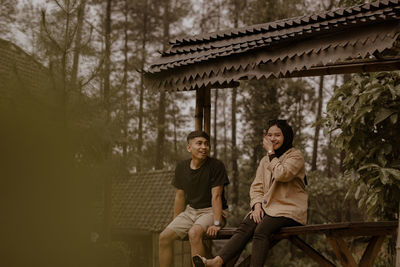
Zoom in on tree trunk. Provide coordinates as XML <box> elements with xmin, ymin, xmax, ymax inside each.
<box><xmin>340</xmin><ymin>74</ymin><xmax>352</xmax><ymax>173</ymax></box>
<box><xmin>311</xmin><ymin>76</ymin><xmax>324</xmax><ymax>171</ymax></box>
<box><xmin>326</xmin><ymin>75</ymin><xmax>337</xmax><ymax>177</ymax></box>
<box><xmin>137</xmin><ymin>0</ymin><xmax>148</xmax><ymax>172</ymax></box>
<box><xmin>155</xmin><ymin>0</ymin><xmax>170</xmax><ymax>170</ymax></box>
<box><xmin>122</xmin><ymin>0</ymin><xmax>129</xmax><ymax>166</ymax></box>
<box><xmin>231</xmin><ymin>0</ymin><xmax>240</xmax><ymax>206</ymax></box>
<box><xmin>155</xmin><ymin>90</ymin><xmax>165</xmax><ymax>169</ymax></box>
<box><xmin>231</xmin><ymin>87</ymin><xmax>239</xmax><ymax>205</ymax></box>
<box><xmin>212</xmin><ymin>1</ymin><xmax>221</xmax><ymax>158</ymax></box>
<box><xmin>103</xmin><ymin>0</ymin><xmax>112</xmax><ymax>243</ymax></box>
<box><xmin>104</xmin><ymin>0</ymin><xmax>111</xmax><ymax>121</ymax></box>
<box><xmin>71</xmin><ymin>0</ymin><xmax>86</xmax><ymax>91</ymax></box>
<box><xmin>204</xmin><ymin>87</ymin><xmax>211</xmax><ymax>134</ymax></box>
<box><xmin>295</xmin><ymin>97</ymin><xmax>302</xmax><ymax>143</ymax></box>
<box><xmin>222</xmin><ymin>91</ymin><xmax>228</xmax><ymax>164</ymax></box>
<box><xmin>172</xmin><ymin>100</ymin><xmax>178</xmax><ymax>158</ymax></box>
<box><xmin>60</xmin><ymin>2</ymin><xmax>73</xmax><ymax>124</ymax></box>
<box><xmin>213</xmin><ymin>89</ymin><xmax>218</xmax><ymax>158</ymax></box>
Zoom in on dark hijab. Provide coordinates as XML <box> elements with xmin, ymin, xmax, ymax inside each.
<box><xmin>265</xmin><ymin>119</ymin><xmax>294</xmax><ymax>158</ymax></box>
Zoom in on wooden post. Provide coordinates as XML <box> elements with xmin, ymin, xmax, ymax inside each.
<box><xmin>195</xmin><ymin>88</ymin><xmax>204</xmax><ymax>131</ymax></box>
<box><xmin>327</xmin><ymin>236</ymin><xmax>357</xmax><ymax>267</ymax></box>
<box><xmin>204</xmin><ymin>87</ymin><xmax>211</xmax><ymax>135</ymax></box>
<box><xmin>359</xmin><ymin>236</ymin><xmax>385</xmax><ymax>267</ymax></box>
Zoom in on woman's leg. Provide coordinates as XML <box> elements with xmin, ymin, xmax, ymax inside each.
<box><xmin>250</xmin><ymin>215</ymin><xmax>300</xmax><ymax>267</ymax></box>
<box><xmin>217</xmin><ymin>214</ymin><xmax>257</xmax><ymax>263</ymax></box>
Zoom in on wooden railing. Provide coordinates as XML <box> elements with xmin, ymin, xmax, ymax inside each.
<box><xmin>206</xmin><ymin>221</ymin><xmax>397</xmax><ymax>267</ymax></box>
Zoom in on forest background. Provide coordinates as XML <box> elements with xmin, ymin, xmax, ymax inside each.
<box><xmin>1</xmin><ymin>0</ymin><xmax>399</xmax><ymax>266</ymax></box>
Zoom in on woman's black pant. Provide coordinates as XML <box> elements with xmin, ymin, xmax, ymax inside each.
<box><xmin>218</xmin><ymin>213</ymin><xmax>300</xmax><ymax>267</ymax></box>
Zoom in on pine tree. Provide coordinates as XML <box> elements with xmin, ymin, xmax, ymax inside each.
<box><xmin>135</xmin><ymin>0</ymin><xmax>149</xmax><ymax>172</ymax></box>
<box><xmin>155</xmin><ymin>0</ymin><xmax>170</xmax><ymax>170</ymax></box>
<box><xmin>71</xmin><ymin>0</ymin><xmax>87</xmax><ymax>89</ymax></box>
<box><xmin>102</xmin><ymin>0</ymin><xmax>112</xmax><ymax>243</ymax></box>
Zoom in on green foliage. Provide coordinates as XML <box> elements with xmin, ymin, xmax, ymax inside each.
<box><xmin>240</xmin><ymin>79</ymin><xmax>282</xmax><ymax>170</ymax></box>
<box><xmin>325</xmin><ymin>71</ymin><xmax>400</xmax><ymax>220</ymax></box>
<box><xmin>280</xmin><ymin>78</ymin><xmax>315</xmax><ymax>152</ymax></box>
<box><xmin>307</xmin><ymin>171</ymin><xmax>365</xmax><ymax>223</ymax></box>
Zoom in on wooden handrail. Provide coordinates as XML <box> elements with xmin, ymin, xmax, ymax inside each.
<box><xmin>210</xmin><ymin>221</ymin><xmax>397</xmax><ymax>240</ymax></box>
<box><xmin>201</xmin><ymin>221</ymin><xmax>398</xmax><ymax>267</ymax></box>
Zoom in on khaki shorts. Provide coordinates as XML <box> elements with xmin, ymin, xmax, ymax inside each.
<box><xmin>167</xmin><ymin>205</ymin><xmax>228</xmax><ymax>239</ymax></box>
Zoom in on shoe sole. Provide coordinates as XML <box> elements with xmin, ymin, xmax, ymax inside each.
<box><xmin>193</xmin><ymin>255</ymin><xmax>206</xmax><ymax>267</ymax></box>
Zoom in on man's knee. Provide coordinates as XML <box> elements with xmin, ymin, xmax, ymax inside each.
<box><xmin>159</xmin><ymin>228</ymin><xmax>178</xmax><ymax>246</ymax></box>
<box><xmin>188</xmin><ymin>225</ymin><xmax>205</xmax><ymax>243</ymax></box>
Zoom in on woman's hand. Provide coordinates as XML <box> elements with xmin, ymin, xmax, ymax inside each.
<box><xmin>250</xmin><ymin>203</ymin><xmax>264</xmax><ymax>223</ymax></box>
<box><xmin>263</xmin><ymin>135</ymin><xmax>274</xmax><ymax>153</ymax></box>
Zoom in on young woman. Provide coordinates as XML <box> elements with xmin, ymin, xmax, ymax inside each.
<box><xmin>193</xmin><ymin>120</ymin><xmax>308</xmax><ymax>267</ymax></box>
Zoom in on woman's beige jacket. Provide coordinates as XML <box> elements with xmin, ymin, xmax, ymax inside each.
<box><xmin>249</xmin><ymin>148</ymin><xmax>308</xmax><ymax>225</ymax></box>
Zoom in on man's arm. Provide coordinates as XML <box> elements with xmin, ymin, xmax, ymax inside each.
<box><xmin>206</xmin><ymin>185</ymin><xmax>224</xmax><ymax>237</ymax></box>
<box><xmin>173</xmin><ymin>189</ymin><xmax>186</xmax><ymax>218</ymax></box>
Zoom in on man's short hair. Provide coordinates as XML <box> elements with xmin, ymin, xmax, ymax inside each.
<box><xmin>187</xmin><ymin>131</ymin><xmax>210</xmax><ymax>143</ymax></box>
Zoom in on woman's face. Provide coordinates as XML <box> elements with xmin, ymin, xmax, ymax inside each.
<box><xmin>266</xmin><ymin>125</ymin><xmax>284</xmax><ymax>150</ymax></box>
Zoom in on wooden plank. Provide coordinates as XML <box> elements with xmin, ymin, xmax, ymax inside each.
<box><xmin>274</xmin><ymin>221</ymin><xmax>397</xmax><ymax>239</ymax></box>
<box><xmin>328</xmin><ymin>227</ymin><xmax>396</xmax><ymax>237</ymax></box>
<box><xmin>275</xmin><ymin>223</ymin><xmax>351</xmax><ymax>238</ymax></box>
<box><xmin>359</xmin><ymin>235</ymin><xmax>385</xmax><ymax>267</ymax></box>
<box><xmin>204</xmin><ymin>222</ymin><xmax>396</xmax><ymax>266</ymax></box>
<box><xmin>327</xmin><ymin>236</ymin><xmax>357</xmax><ymax>267</ymax></box>
<box><xmin>289</xmin><ymin>236</ymin><xmax>336</xmax><ymax>267</ymax></box>
<box><xmin>212</xmin><ymin>227</ymin><xmax>237</xmax><ymax>239</ymax></box>
<box><xmin>211</xmin><ymin>221</ymin><xmax>397</xmax><ymax>240</ymax></box>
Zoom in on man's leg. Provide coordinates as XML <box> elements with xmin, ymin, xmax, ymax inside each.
<box><xmin>159</xmin><ymin>228</ymin><xmax>180</xmax><ymax>267</ymax></box>
<box><xmin>188</xmin><ymin>225</ymin><xmax>207</xmax><ymax>265</ymax></box>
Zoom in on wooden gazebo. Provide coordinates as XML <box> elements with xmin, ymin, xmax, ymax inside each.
<box><xmin>146</xmin><ymin>0</ymin><xmax>400</xmax><ymax>266</ymax></box>
<box><xmin>146</xmin><ymin>0</ymin><xmax>400</xmax><ymax>134</ymax></box>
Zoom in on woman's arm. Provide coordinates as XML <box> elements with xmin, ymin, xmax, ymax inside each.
<box><xmin>249</xmin><ymin>157</ymin><xmax>267</xmax><ymax>208</ymax></box>
<box><xmin>268</xmin><ymin>150</ymin><xmax>305</xmax><ymax>182</ymax></box>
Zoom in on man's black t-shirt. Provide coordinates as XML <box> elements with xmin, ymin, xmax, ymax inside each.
<box><xmin>172</xmin><ymin>157</ymin><xmax>229</xmax><ymax>209</ymax></box>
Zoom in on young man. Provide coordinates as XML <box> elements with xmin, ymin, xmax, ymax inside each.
<box><xmin>159</xmin><ymin>131</ymin><xmax>229</xmax><ymax>267</ymax></box>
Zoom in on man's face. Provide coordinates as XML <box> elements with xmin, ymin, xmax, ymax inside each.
<box><xmin>187</xmin><ymin>137</ymin><xmax>210</xmax><ymax>160</ymax></box>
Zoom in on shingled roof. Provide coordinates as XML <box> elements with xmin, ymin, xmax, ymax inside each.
<box><xmin>146</xmin><ymin>0</ymin><xmax>400</xmax><ymax>91</ymax></box>
<box><xmin>112</xmin><ymin>170</ymin><xmax>176</xmax><ymax>234</ymax></box>
<box><xmin>0</xmin><ymin>39</ymin><xmax>60</xmax><ymax>107</ymax></box>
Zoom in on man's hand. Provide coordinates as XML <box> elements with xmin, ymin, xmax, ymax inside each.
<box><xmin>206</xmin><ymin>225</ymin><xmax>221</xmax><ymax>237</ymax></box>
<box><xmin>250</xmin><ymin>203</ymin><xmax>264</xmax><ymax>223</ymax></box>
